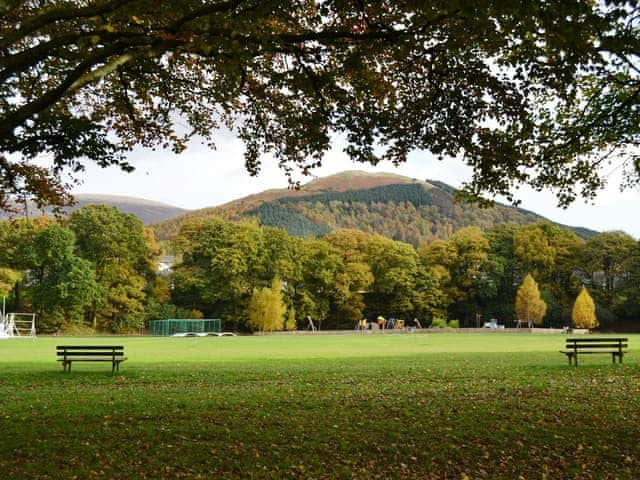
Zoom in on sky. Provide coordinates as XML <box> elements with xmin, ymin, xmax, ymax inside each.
<box><xmin>71</xmin><ymin>129</ymin><xmax>640</xmax><ymax>239</ymax></box>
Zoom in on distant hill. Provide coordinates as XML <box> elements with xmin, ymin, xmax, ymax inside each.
<box><xmin>152</xmin><ymin>171</ymin><xmax>598</xmax><ymax>244</ymax></box>
<box><xmin>1</xmin><ymin>194</ymin><xmax>188</xmax><ymax>225</ymax></box>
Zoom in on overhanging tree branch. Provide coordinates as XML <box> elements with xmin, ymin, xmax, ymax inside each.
<box><xmin>0</xmin><ymin>0</ymin><xmax>136</xmax><ymax>49</ymax></box>
<box><xmin>1</xmin><ymin>1</ymin><xmax>639</xmax><ymax>208</ymax></box>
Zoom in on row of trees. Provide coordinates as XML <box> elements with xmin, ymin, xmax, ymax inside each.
<box><xmin>515</xmin><ymin>274</ymin><xmax>597</xmax><ymax>329</ymax></box>
<box><xmin>421</xmin><ymin>223</ymin><xmax>640</xmax><ymax>328</ymax></box>
<box><xmin>0</xmin><ymin>205</ymin><xmax>161</xmax><ymax>333</ymax></box>
<box><xmin>172</xmin><ymin>217</ymin><xmax>640</xmax><ymax>331</ymax></box>
<box><xmin>1</xmin><ymin>208</ymin><xmax>638</xmax><ymax>332</ymax></box>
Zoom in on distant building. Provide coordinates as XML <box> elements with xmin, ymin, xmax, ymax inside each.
<box><xmin>583</xmin><ymin>271</ymin><xmax>628</xmax><ymax>290</ymax></box>
<box><xmin>158</xmin><ymin>255</ymin><xmax>174</xmax><ymax>274</ymax></box>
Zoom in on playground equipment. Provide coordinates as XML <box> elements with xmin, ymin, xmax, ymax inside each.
<box><xmin>0</xmin><ymin>313</ymin><xmax>36</xmax><ymax>338</ymax></box>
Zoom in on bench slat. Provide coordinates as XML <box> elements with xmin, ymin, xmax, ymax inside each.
<box><xmin>566</xmin><ymin>338</ymin><xmax>627</xmax><ymax>343</ymax></box>
<box><xmin>564</xmin><ymin>344</ymin><xmax>627</xmax><ymax>349</ymax></box>
<box><xmin>57</xmin><ymin>352</ymin><xmax>125</xmax><ymax>357</ymax></box>
<box><xmin>561</xmin><ymin>350</ymin><xmax>623</xmax><ymax>354</ymax></box>
<box><xmin>56</xmin><ymin>346</ymin><xmax>124</xmax><ymax>350</ymax></box>
<box><xmin>57</xmin><ymin>358</ymin><xmax>127</xmax><ymax>362</ymax></box>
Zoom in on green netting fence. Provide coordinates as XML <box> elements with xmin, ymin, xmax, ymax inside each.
<box><xmin>149</xmin><ymin>319</ymin><xmax>221</xmax><ymax>336</ymax></box>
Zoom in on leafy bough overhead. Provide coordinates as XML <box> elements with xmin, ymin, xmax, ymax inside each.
<box><xmin>1</xmin><ymin>0</ymin><xmax>639</xmax><ymax>209</ymax></box>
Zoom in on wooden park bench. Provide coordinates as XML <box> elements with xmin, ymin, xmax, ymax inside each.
<box><xmin>561</xmin><ymin>338</ymin><xmax>627</xmax><ymax>366</ymax></box>
<box><xmin>56</xmin><ymin>345</ymin><xmax>126</xmax><ymax>373</ymax></box>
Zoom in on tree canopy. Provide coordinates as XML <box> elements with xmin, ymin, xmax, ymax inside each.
<box><xmin>1</xmin><ymin>1</ymin><xmax>639</xmax><ymax>208</ymax></box>
<box><xmin>572</xmin><ymin>286</ymin><xmax>598</xmax><ymax>329</ymax></box>
<box><xmin>0</xmin><ymin>208</ymin><xmax>638</xmax><ymax>331</ymax></box>
<box><xmin>247</xmin><ymin>278</ymin><xmax>286</xmax><ymax>332</ymax></box>
<box><xmin>515</xmin><ymin>273</ymin><xmax>547</xmax><ymax>326</ymax></box>
<box><xmin>68</xmin><ymin>204</ymin><xmax>159</xmax><ymax>331</ymax></box>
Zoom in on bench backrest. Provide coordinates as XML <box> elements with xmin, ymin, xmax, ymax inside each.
<box><xmin>565</xmin><ymin>338</ymin><xmax>627</xmax><ymax>349</ymax></box>
<box><xmin>56</xmin><ymin>346</ymin><xmax>125</xmax><ymax>357</ymax></box>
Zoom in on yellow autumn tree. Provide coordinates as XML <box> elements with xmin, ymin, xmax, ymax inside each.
<box><xmin>0</xmin><ymin>268</ymin><xmax>21</xmax><ymax>297</ymax></box>
<box><xmin>515</xmin><ymin>274</ymin><xmax>547</xmax><ymax>326</ymax></box>
<box><xmin>285</xmin><ymin>308</ymin><xmax>297</xmax><ymax>331</ymax></box>
<box><xmin>247</xmin><ymin>278</ymin><xmax>286</xmax><ymax>332</ymax></box>
<box><xmin>572</xmin><ymin>287</ymin><xmax>598</xmax><ymax>329</ymax></box>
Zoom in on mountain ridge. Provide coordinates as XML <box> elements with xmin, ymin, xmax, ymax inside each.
<box><xmin>0</xmin><ymin>194</ymin><xmax>189</xmax><ymax>225</ymax></box>
<box><xmin>151</xmin><ymin>171</ymin><xmax>598</xmax><ymax>243</ymax></box>
<box><xmin>1</xmin><ymin>171</ymin><xmax>598</xmax><ymax>242</ymax></box>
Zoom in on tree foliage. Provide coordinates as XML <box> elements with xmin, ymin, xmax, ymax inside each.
<box><xmin>572</xmin><ymin>287</ymin><xmax>598</xmax><ymax>329</ymax></box>
<box><xmin>2</xmin><ymin>1</ymin><xmax>640</xmax><ymax>207</ymax></box>
<box><xmin>252</xmin><ymin>183</ymin><xmax>507</xmax><ymax>245</ymax></box>
<box><xmin>69</xmin><ymin>204</ymin><xmax>158</xmax><ymax>331</ymax></box>
<box><xmin>421</xmin><ymin>227</ymin><xmax>494</xmax><ymax>322</ymax></box>
<box><xmin>247</xmin><ymin>278</ymin><xmax>286</xmax><ymax>332</ymax></box>
<box><xmin>515</xmin><ymin>274</ymin><xmax>547</xmax><ymax>326</ymax></box>
<box><xmin>617</xmin><ymin>242</ymin><xmax>640</xmax><ymax>321</ymax></box>
<box><xmin>0</xmin><ymin>267</ymin><xmax>21</xmax><ymax>297</ymax></box>
<box><xmin>295</xmin><ymin>238</ymin><xmax>345</xmax><ymax>327</ymax></box>
<box><xmin>481</xmin><ymin>222</ymin><xmax>584</xmax><ymax>327</ymax></box>
<box><xmin>285</xmin><ymin>307</ymin><xmax>297</xmax><ymax>331</ymax></box>
<box><xmin>172</xmin><ymin>219</ymin><xmax>270</xmax><ymax>327</ymax></box>
<box><xmin>0</xmin><ymin>218</ymin><xmax>100</xmax><ymax>331</ymax></box>
<box><xmin>0</xmin><ymin>204</ymin><xmax>636</xmax><ymax>332</ymax></box>
<box><xmin>30</xmin><ymin>223</ymin><xmax>101</xmax><ymax>331</ymax></box>
<box><xmin>169</xmin><ymin>216</ymin><xmax>637</xmax><ymax>330</ymax></box>
<box><xmin>583</xmin><ymin>232</ymin><xmax>636</xmax><ymax>292</ymax></box>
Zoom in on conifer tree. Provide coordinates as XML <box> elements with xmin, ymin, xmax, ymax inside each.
<box><xmin>572</xmin><ymin>287</ymin><xmax>598</xmax><ymax>329</ymax></box>
<box><xmin>515</xmin><ymin>274</ymin><xmax>547</xmax><ymax>326</ymax></box>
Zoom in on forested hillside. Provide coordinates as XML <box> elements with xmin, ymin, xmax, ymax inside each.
<box><xmin>152</xmin><ymin>172</ymin><xmax>596</xmax><ymax>245</ymax></box>
<box><xmin>253</xmin><ymin>183</ymin><xmax>546</xmax><ymax>246</ymax></box>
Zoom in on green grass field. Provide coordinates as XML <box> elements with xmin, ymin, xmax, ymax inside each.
<box><xmin>1</xmin><ymin>333</ymin><xmax>639</xmax><ymax>479</ymax></box>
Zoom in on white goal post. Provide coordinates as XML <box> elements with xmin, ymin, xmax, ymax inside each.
<box><xmin>1</xmin><ymin>313</ymin><xmax>36</xmax><ymax>338</ymax></box>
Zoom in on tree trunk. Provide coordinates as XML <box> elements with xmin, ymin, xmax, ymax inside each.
<box><xmin>13</xmin><ymin>280</ymin><xmax>21</xmax><ymax>311</ymax></box>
